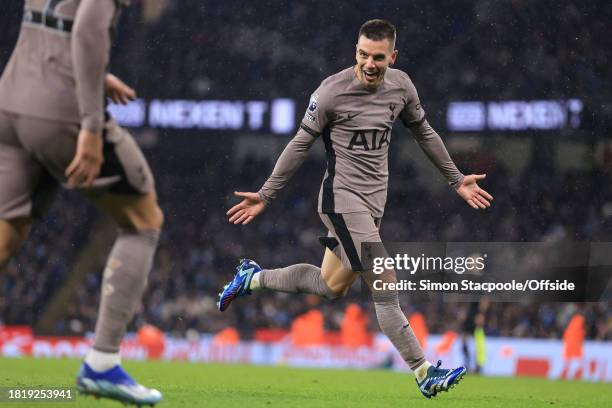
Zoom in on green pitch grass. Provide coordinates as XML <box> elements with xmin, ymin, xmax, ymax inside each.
<box><xmin>0</xmin><ymin>357</ymin><xmax>610</xmax><ymax>407</ymax></box>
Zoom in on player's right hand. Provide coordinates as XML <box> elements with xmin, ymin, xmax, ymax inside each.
<box><xmin>227</xmin><ymin>191</ymin><xmax>266</xmax><ymax>225</ymax></box>
<box><xmin>65</xmin><ymin>129</ymin><xmax>104</xmax><ymax>188</ymax></box>
<box><xmin>105</xmin><ymin>73</ymin><xmax>136</xmax><ymax>105</ymax></box>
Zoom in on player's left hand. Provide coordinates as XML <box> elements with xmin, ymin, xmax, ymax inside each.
<box><xmin>105</xmin><ymin>73</ymin><xmax>136</xmax><ymax>104</ymax></box>
<box><xmin>456</xmin><ymin>174</ymin><xmax>493</xmax><ymax>210</ymax></box>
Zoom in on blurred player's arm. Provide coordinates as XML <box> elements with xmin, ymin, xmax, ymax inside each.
<box><xmin>227</xmin><ymin>128</ymin><xmax>317</xmax><ymax>225</ymax></box>
<box><xmin>66</xmin><ymin>0</ymin><xmax>117</xmax><ymax>187</ymax></box>
<box><xmin>72</xmin><ymin>0</ymin><xmax>115</xmax><ymax>134</ymax></box>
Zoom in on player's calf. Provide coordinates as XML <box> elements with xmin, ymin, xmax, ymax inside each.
<box><xmin>259</xmin><ymin>263</ymin><xmax>342</xmax><ymax>300</ymax></box>
<box><xmin>93</xmin><ymin>228</ymin><xmax>160</xmax><ymax>352</ymax></box>
<box><xmin>218</xmin><ymin>260</ymin><xmax>343</xmax><ymax>312</ymax></box>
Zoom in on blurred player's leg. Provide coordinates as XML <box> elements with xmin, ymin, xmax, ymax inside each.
<box><xmin>0</xmin><ymin>219</ymin><xmax>31</xmax><ymax>269</ymax></box>
<box><xmin>73</xmin><ymin>123</ymin><xmax>163</xmax><ymax>405</ymax></box>
<box><xmin>85</xmin><ymin>191</ymin><xmax>163</xmax><ymax>355</ymax></box>
<box><xmin>12</xmin><ymin>115</ymin><xmax>164</xmax><ymax>405</ymax></box>
<box><xmin>76</xmin><ymin>191</ymin><xmax>162</xmax><ymax>405</ymax></box>
<box><xmin>0</xmin><ymin>110</ymin><xmax>53</xmax><ymax>269</ymax></box>
<box><xmin>0</xmin><ymin>218</ymin><xmax>30</xmax><ymax>270</ymax></box>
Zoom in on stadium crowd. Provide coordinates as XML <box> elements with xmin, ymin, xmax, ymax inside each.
<box><xmin>110</xmin><ymin>0</ymin><xmax>611</xmax><ymax>107</ymax></box>
<box><xmin>0</xmin><ymin>0</ymin><xmax>610</xmax><ymax>342</ymax></box>
<box><xmin>2</xmin><ymin>151</ymin><xmax>609</xmax><ymax>342</ymax></box>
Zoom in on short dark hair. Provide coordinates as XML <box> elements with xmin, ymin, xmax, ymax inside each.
<box><xmin>358</xmin><ymin>19</ymin><xmax>396</xmax><ymax>46</ymax></box>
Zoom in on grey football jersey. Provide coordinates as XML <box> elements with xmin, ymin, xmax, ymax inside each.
<box><xmin>301</xmin><ymin>67</ymin><xmax>425</xmax><ymax>217</ymax></box>
<box><xmin>0</xmin><ymin>0</ymin><xmax>122</xmax><ymax>133</ymax></box>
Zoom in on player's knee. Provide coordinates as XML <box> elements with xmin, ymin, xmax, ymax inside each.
<box><xmin>127</xmin><ymin>201</ymin><xmax>164</xmax><ymax>231</ymax></box>
<box><xmin>324</xmin><ymin>281</ymin><xmax>349</xmax><ymax>300</ymax></box>
<box><xmin>147</xmin><ymin>204</ymin><xmax>164</xmax><ymax>231</ymax></box>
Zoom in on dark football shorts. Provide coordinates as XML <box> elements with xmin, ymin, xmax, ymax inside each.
<box><xmin>318</xmin><ymin>212</ymin><xmax>385</xmax><ymax>273</ymax></box>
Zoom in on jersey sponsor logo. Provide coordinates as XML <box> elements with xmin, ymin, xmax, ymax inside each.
<box><xmin>347</xmin><ymin>128</ymin><xmax>390</xmax><ymax>151</ymax></box>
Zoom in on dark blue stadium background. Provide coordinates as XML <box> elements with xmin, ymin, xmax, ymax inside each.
<box><xmin>0</xmin><ymin>1</ymin><xmax>609</xmax><ymax>341</ymax></box>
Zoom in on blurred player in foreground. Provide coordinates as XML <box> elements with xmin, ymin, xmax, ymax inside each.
<box><xmin>220</xmin><ymin>19</ymin><xmax>493</xmax><ymax>399</ymax></box>
<box><xmin>0</xmin><ymin>0</ymin><xmax>162</xmax><ymax>405</ymax></box>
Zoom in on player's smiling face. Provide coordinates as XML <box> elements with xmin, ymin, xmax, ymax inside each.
<box><xmin>355</xmin><ymin>36</ymin><xmax>397</xmax><ymax>88</ymax></box>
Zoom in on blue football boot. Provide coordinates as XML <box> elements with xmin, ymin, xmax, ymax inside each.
<box><xmin>217</xmin><ymin>259</ymin><xmax>262</xmax><ymax>312</ymax></box>
<box><xmin>76</xmin><ymin>362</ymin><xmax>162</xmax><ymax>406</ymax></box>
<box><xmin>416</xmin><ymin>360</ymin><xmax>466</xmax><ymax>398</ymax></box>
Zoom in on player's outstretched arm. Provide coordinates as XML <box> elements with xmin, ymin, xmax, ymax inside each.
<box><xmin>227</xmin><ymin>192</ymin><xmax>266</xmax><ymax>225</ymax></box>
<box><xmin>455</xmin><ymin>174</ymin><xmax>494</xmax><ymax>210</ymax></box>
<box><xmin>105</xmin><ymin>73</ymin><xmax>136</xmax><ymax>105</ymax></box>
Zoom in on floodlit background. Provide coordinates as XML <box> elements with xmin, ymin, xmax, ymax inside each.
<box><xmin>0</xmin><ymin>0</ymin><xmax>610</xmax><ymax>383</ymax></box>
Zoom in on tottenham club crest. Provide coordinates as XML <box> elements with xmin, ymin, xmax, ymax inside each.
<box><xmin>389</xmin><ymin>103</ymin><xmax>396</xmax><ymax>120</ymax></box>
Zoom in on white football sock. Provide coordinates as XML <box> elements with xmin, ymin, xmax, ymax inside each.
<box><xmin>85</xmin><ymin>348</ymin><xmax>121</xmax><ymax>372</ymax></box>
<box><xmin>414</xmin><ymin>360</ymin><xmax>433</xmax><ymax>382</ymax></box>
<box><xmin>249</xmin><ymin>272</ymin><xmax>261</xmax><ymax>290</ymax></box>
